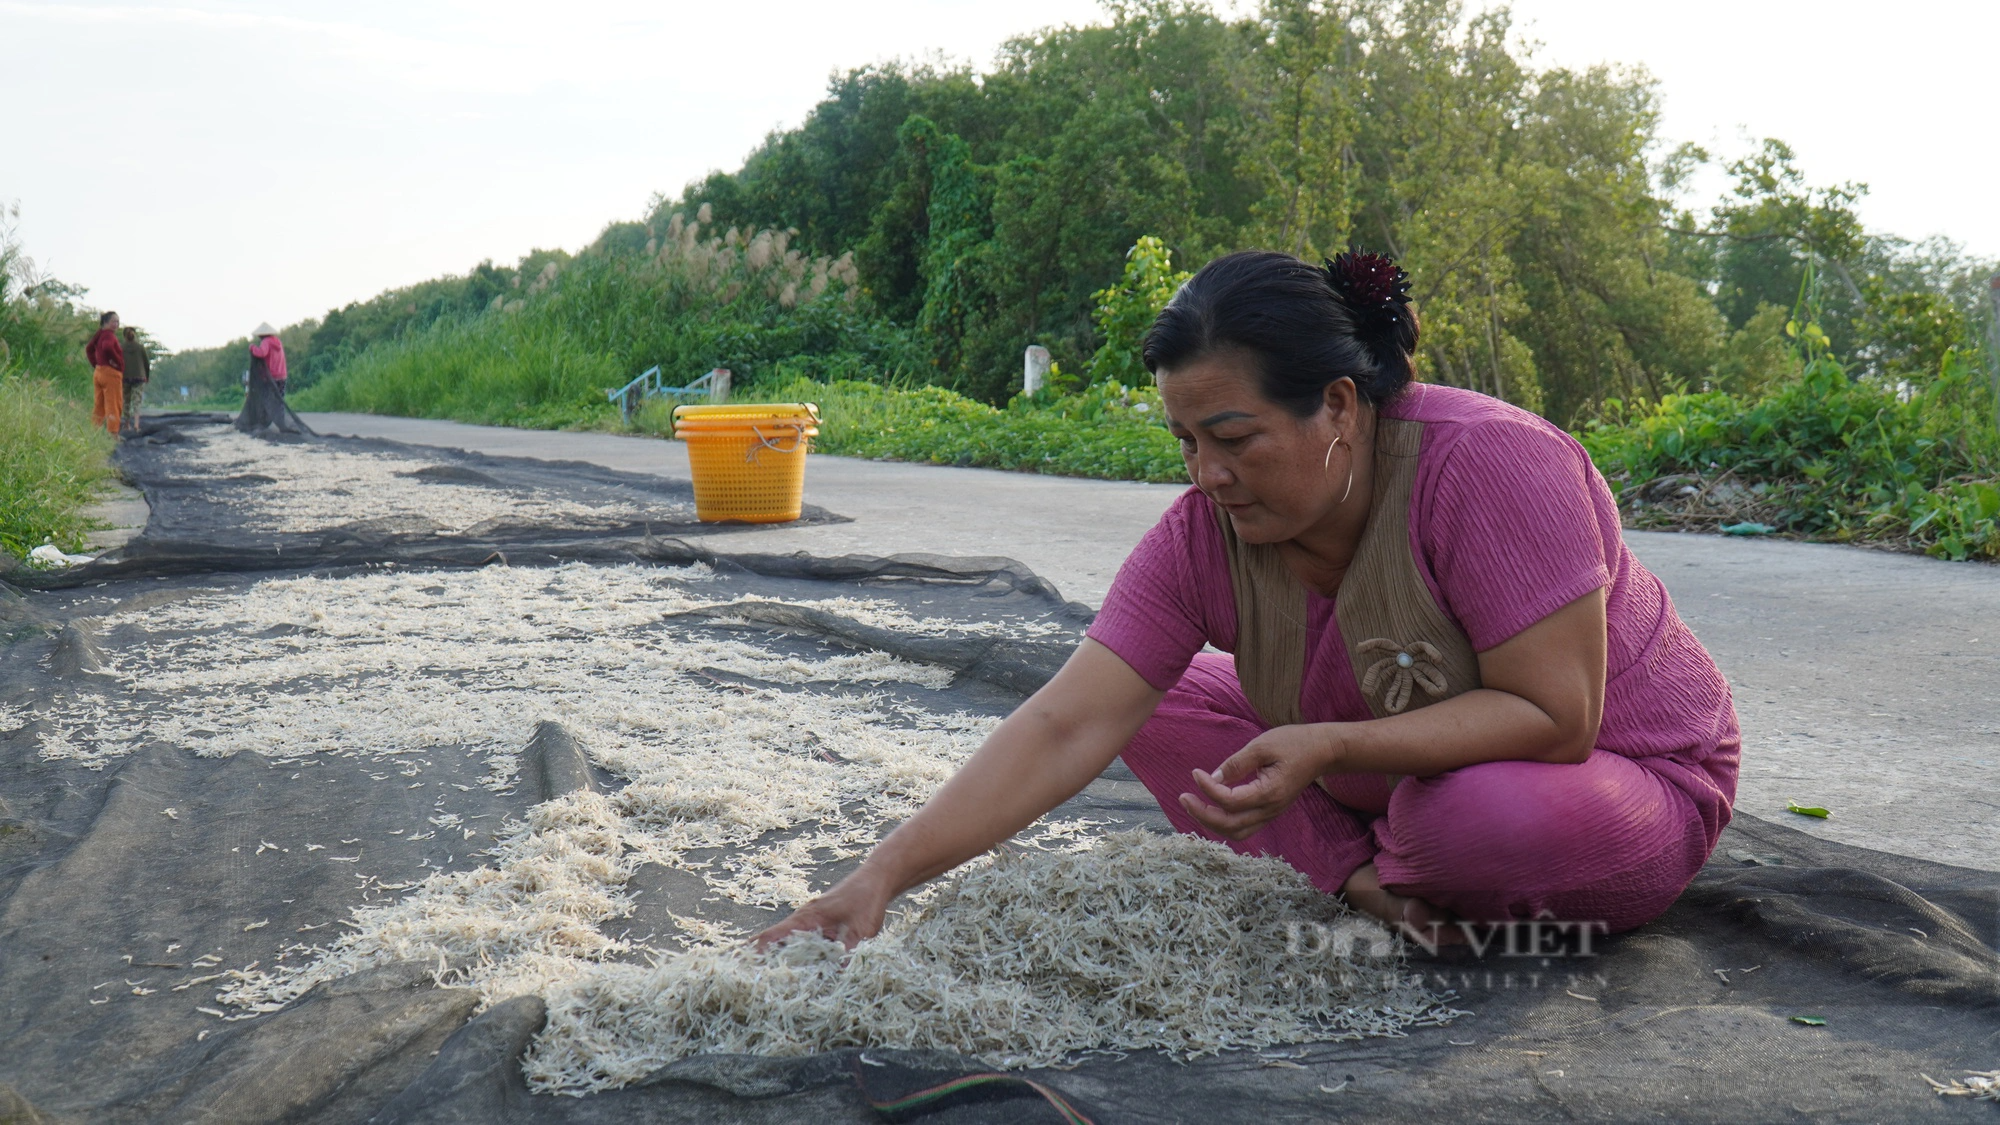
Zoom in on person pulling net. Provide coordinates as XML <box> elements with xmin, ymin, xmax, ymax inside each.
<box><xmin>233</xmin><ymin>321</ymin><xmax>315</xmax><ymax>436</ymax></box>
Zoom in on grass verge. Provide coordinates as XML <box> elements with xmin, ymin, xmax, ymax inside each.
<box><xmin>0</xmin><ymin>377</ymin><xmax>114</xmax><ymax>557</ymax></box>
<box><xmin>293</xmin><ymin>315</ymin><xmax>627</xmax><ymax>430</ymax></box>
<box><xmin>640</xmin><ymin>377</ymin><xmax>1188</xmax><ymax>484</ymax></box>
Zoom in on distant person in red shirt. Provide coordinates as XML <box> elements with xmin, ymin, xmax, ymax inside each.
<box><xmin>84</xmin><ymin>311</ymin><xmax>125</xmax><ymax>434</ymax></box>
<box><xmin>120</xmin><ymin>325</ymin><xmax>151</xmax><ymax>434</ymax></box>
<box><xmin>249</xmin><ymin>322</ymin><xmax>286</xmax><ymax>396</ymax></box>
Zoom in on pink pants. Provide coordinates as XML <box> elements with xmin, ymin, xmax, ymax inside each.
<box><xmin>1121</xmin><ymin>654</ymin><xmax>1719</xmax><ymax>933</ymax></box>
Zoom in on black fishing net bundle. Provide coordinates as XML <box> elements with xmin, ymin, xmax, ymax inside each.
<box><xmin>235</xmin><ymin>374</ymin><xmax>313</xmax><ymax>438</ymax></box>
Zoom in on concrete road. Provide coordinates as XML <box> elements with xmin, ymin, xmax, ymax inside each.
<box><xmin>302</xmin><ymin>412</ymin><xmax>1179</xmax><ymax>607</ymax></box>
<box><xmin>301</xmin><ymin>412</ymin><xmax>2000</xmax><ymax>872</ymax></box>
<box><xmin>82</xmin><ymin>482</ymin><xmax>149</xmax><ymax>553</ymax></box>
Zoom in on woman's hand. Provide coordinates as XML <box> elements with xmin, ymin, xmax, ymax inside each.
<box><xmin>753</xmin><ymin>868</ymin><xmax>893</xmax><ymax>951</ymax></box>
<box><xmin>753</xmin><ymin>639</ymin><xmax>1165</xmax><ymax>951</ymax></box>
<box><xmin>1181</xmin><ymin>722</ymin><xmax>1342</xmax><ymax>840</ymax></box>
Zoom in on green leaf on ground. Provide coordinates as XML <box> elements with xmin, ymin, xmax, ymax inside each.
<box><xmin>1790</xmin><ymin>1015</ymin><xmax>1827</xmax><ymax>1026</ymax></box>
<box><xmin>1786</xmin><ymin>801</ymin><xmax>1831</xmax><ymax>819</ymax></box>
<box><xmin>1719</xmin><ymin>522</ymin><xmax>1776</xmax><ymax>536</ymax></box>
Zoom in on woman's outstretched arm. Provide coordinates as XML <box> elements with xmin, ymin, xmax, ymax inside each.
<box><xmin>754</xmin><ymin>638</ymin><xmax>1166</xmax><ymax>948</ymax></box>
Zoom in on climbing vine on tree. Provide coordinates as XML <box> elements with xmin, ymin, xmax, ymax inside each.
<box><xmin>1088</xmin><ymin>236</ymin><xmax>1192</xmax><ymax>387</ymax></box>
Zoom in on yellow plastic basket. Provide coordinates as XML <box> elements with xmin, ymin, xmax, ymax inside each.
<box><xmin>672</xmin><ymin>402</ymin><xmax>821</xmax><ymax>523</ymax></box>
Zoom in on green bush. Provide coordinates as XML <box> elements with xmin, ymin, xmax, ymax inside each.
<box><xmin>1578</xmin><ymin>348</ymin><xmax>2000</xmax><ymax>559</ymax></box>
<box><xmin>0</xmin><ymin>377</ymin><xmax>113</xmax><ymax>557</ymax></box>
<box><xmin>1087</xmin><ymin>236</ymin><xmax>1189</xmax><ymax>387</ymax></box>
<box><xmin>721</xmin><ymin>376</ymin><xmax>1188</xmax><ymax>483</ymax></box>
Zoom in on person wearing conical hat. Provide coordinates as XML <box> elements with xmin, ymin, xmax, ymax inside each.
<box><xmin>234</xmin><ymin>320</ymin><xmax>304</xmax><ymax>435</ymax></box>
<box><xmin>248</xmin><ymin>322</ymin><xmax>287</xmax><ymax>397</ymax></box>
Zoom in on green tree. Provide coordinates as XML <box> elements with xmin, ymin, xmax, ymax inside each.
<box><xmin>1659</xmin><ymin>138</ymin><xmax>1869</xmax><ymax>373</ymax></box>
<box><xmin>1859</xmin><ymin>281</ymin><xmax>1966</xmax><ymax>379</ymax></box>
<box><xmin>853</xmin><ymin>118</ymin><xmax>942</xmax><ymax>323</ymax></box>
<box><xmin>1238</xmin><ymin>0</ymin><xmax>1357</xmax><ymax>259</ymax></box>
<box><xmin>1503</xmin><ymin>66</ymin><xmax>1727</xmax><ymax>418</ymax></box>
<box><xmin>274</xmin><ymin>0</ymin><xmax>1996</xmax><ymax>430</ymax></box>
<box><xmin>912</xmin><ymin>121</ymin><xmax>1001</xmax><ymax>390</ymax></box>
<box><xmin>973</xmin><ymin>2</ymin><xmax>1243</xmax><ymax>385</ymax></box>
<box><xmin>1089</xmin><ymin>236</ymin><xmax>1193</xmax><ymax>386</ymax></box>
<box><xmin>1344</xmin><ymin>1</ymin><xmax>1545</xmax><ymax>410</ymax></box>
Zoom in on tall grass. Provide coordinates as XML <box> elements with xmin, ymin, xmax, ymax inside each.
<box><xmin>295</xmin><ymin>315</ymin><xmax>626</xmax><ymax>428</ymax></box>
<box><xmin>1</xmin><ymin>207</ymin><xmax>112</xmax><ymax>560</ymax></box>
<box><xmin>1</xmin><ymin>209</ymin><xmax>93</xmax><ymax>401</ymax></box>
<box><xmin>298</xmin><ymin>212</ymin><xmax>904</xmax><ymax>428</ymax></box>
<box><xmin>0</xmin><ymin>377</ymin><xmax>114</xmax><ymax>557</ymax></box>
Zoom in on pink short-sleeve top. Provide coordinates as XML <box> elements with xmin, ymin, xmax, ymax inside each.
<box><xmin>1088</xmin><ymin>383</ymin><xmax>1739</xmax><ymax>821</ymax></box>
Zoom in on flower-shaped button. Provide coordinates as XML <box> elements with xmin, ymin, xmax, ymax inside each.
<box><xmin>1356</xmin><ymin>638</ymin><xmax>1448</xmax><ymax>714</ymax></box>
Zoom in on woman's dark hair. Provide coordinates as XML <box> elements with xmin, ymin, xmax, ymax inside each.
<box><xmin>99</xmin><ymin>310</ymin><xmax>118</xmax><ymax>327</ymax></box>
<box><xmin>1141</xmin><ymin>250</ymin><xmax>1419</xmax><ymax>416</ymax></box>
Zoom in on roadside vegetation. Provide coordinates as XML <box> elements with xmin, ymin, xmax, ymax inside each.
<box><xmin>0</xmin><ymin>203</ymin><xmax>115</xmax><ymax>558</ymax></box>
<box><xmin>160</xmin><ymin>0</ymin><xmax>1997</xmax><ymax>559</ymax></box>
<box><xmin>625</xmin><ymin>235</ymin><xmax>1189</xmax><ymax>481</ymax></box>
<box><xmin>0</xmin><ymin>378</ymin><xmax>115</xmax><ymax>556</ymax></box>
<box><xmin>294</xmin><ymin>214</ymin><xmax>897</xmax><ymax>429</ymax></box>
<box><xmin>1581</xmin><ymin>280</ymin><xmax>2000</xmax><ymax>560</ymax></box>
<box><xmin>750</xmin><ymin>377</ymin><xmax>1185</xmax><ymax>482</ymax></box>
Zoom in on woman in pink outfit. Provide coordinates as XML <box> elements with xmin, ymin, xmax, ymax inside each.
<box><xmin>759</xmin><ymin>250</ymin><xmax>1737</xmax><ymax>948</ymax></box>
<box><xmin>248</xmin><ymin>322</ymin><xmax>287</xmax><ymax>394</ymax></box>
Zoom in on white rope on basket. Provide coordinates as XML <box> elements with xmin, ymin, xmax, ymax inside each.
<box><xmin>745</xmin><ymin>424</ymin><xmax>808</xmax><ymax>462</ymax></box>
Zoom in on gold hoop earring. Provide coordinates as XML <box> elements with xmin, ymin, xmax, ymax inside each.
<box><xmin>1324</xmin><ymin>435</ymin><xmax>1355</xmax><ymax>505</ymax></box>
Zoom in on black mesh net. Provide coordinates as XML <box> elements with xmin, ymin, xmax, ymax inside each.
<box><xmin>234</xmin><ymin>375</ymin><xmax>315</xmax><ymax>437</ymax></box>
<box><xmin>0</xmin><ymin>420</ymin><xmax>1992</xmax><ymax>1123</ymax></box>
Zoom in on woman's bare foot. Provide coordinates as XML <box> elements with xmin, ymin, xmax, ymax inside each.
<box><xmin>1340</xmin><ymin>862</ymin><xmax>1465</xmax><ymax>946</ymax></box>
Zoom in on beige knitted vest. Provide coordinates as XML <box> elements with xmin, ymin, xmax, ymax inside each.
<box><xmin>1213</xmin><ymin>418</ymin><xmax>1481</xmax><ymax>732</ymax></box>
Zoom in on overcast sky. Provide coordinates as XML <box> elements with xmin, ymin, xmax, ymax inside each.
<box><xmin>4</xmin><ymin>0</ymin><xmax>1993</xmax><ymax>351</ymax></box>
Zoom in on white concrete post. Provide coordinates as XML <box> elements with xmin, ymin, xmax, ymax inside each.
<box><xmin>709</xmin><ymin>368</ymin><xmax>732</xmax><ymax>404</ymax></box>
<box><xmin>1023</xmin><ymin>345</ymin><xmax>1052</xmax><ymax>396</ymax></box>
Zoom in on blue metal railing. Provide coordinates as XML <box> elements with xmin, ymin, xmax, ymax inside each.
<box><xmin>609</xmin><ymin>366</ymin><xmax>731</xmax><ymax>421</ymax></box>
